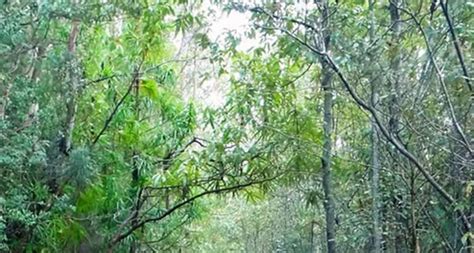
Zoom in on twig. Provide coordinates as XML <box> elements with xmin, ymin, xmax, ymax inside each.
<box><xmin>91</xmin><ymin>61</ymin><xmax>143</xmax><ymax>146</ymax></box>
<box><xmin>396</xmin><ymin>5</ymin><xmax>472</xmax><ymax>155</ymax></box>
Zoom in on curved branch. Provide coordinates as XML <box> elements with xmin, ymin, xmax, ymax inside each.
<box><xmin>91</xmin><ymin>62</ymin><xmax>142</xmax><ymax>146</ymax></box>
<box><xmin>249</xmin><ymin>6</ymin><xmax>471</xmax><ymax>232</ymax></box>
<box><xmin>396</xmin><ymin>5</ymin><xmax>472</xmax><ymax>155</ymax></box>
<box><xmin>108</xmin><ymin>176</ymin><xmax>277</xmax><ymax>250</ymax></box>
<box><xmin>250</xmin><ymin>6</ymin><xmax>320</xmax><ymax>34</ymax></box>
<box><xmin>326</xmin><ymin>45</ymin><xmax>471</xmax><ymax>232</ymax></box>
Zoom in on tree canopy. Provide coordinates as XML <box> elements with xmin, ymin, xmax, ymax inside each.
<box><xmin>0</xmin><ymin>0</ymin><xmax>472</xmax><ymax>252</ymax></box>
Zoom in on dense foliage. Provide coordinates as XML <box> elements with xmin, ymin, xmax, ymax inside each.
<box><xmin>0</xmin><ymin>0</ymin><xmax>472</xmax><ymax>252</ymax></box>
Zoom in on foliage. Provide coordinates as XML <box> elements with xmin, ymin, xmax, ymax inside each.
<box><xmin>0</xmin><ymin>0</ymin><xmax>472</xmax><ymax>252</ymax></box>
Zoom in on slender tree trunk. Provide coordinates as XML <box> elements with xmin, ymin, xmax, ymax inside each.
<box><xmin>62</xmin><ymin>20</ymin><xmax>80</xmax><ymax>155</ymax></box>
<box><xmin>321</xmin><ymin>63</ymin><xmax>335</xmax><ymax>253</ymax></box>
<box><xmin>0</xmin><ymin>83</ymin><xmax>11</xmax><ymax>120</ymax></box>
<box><xmin>129</xmin><ymin>66</ymin><xmax>142</xmax><ymax>253</ymax></box>
<box><xmin>388</xmin><ymin>2</ymin><xmax>407</xmax><ymax>253</ymax></box>
<box><xmin>388</xmin><ymin>0</ymin><xmax>401</xmax><ymax>136</ymax></box>
<box><xmin>318</xmin><ymin>1</ymin><xmax>336</xmax><ymax>252</ymax></box>
<box><xmin>410</xmin><ymin>171</ymin><xmax>420</xmax><ymax>253</ymax></box>
<box><xmin>369</xmin><ymin>1</ymin><xmax>382</xmax><ymax>252</ymax></box>
<box><xmin>439</xmin><ymin>0</ymin><xmax>472</xmax><ymax>92</ymax></box>
<box><xmin>370</xmin><ymin>90</ymin><xmax>382</xmax><ymax>253</ymax></box>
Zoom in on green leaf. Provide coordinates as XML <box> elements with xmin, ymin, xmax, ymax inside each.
<box><xmin>140</xmin><ymin>79</ymin><xmax>159</xmax><ymax>100</ymax></box>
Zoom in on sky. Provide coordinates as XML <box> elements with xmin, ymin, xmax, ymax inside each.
<box><xmin>175</xmin><ymin>4</ymin><xmax>256</xmax><ymax>108</ymax></box>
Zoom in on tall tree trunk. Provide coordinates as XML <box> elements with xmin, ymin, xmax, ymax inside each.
<box><xmin>370</xmin><ymin>71</ymin><xmax>382</xmax><ymax>253</ymax></box>
<box><xmin>62</xmin><ymin>20</ymin><xmax>80</xmax><ymax>155</ymax></box>
<box><xmin>369</xmin><ymin>1</ymin><xmax>382</xmax><ymax>252</ymax></box>
<box><xmin>319</xmin><ymin>1</ymin><xmax>336</xmax><ymax>251</ymax></box>
<box><xmin>388</xmin><ymin>2</ymin><xmax>407</xmax><ymax>253</ymax></box>
<box><xmin>439</xmin><ymin>0</ymin><xmax>472</xmax><ymax>92</ymax></box>
<box><xmin>321</xmin><ymin>75</ymin><xmax>336</xmax><ymax>253</ymax></box>
<box><xmin>388</xmin><ymin>0</ymin><xmax>401</xmax><ymax>136</ymax></box>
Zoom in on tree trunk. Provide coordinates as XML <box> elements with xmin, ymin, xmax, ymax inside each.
<box><xmin>321</xmin><ymin>64</ymin><xmax>335</xmax><ymax>253</ymax></box>
<box><xmin>410</xmin><ymin>172</ymin><xmax>420</xmax><ymax>253</ymax></box>
<box><xmin>62</xmin><ymin>21</ymin><xmax>80</xmax><ymax>155</ymax></box>
<box><xmin>369</xmin><ymin>1</ymin><xmax>382</xmax><ymax>252</ymax></box>
<box><xmin>310</xmin><ymin>220</ymin><xmax>315</xmax><ymax>253</ymax></box>
<box><xmin>318</xmin><ymin>1</ymin><xmax>336</xmax><ymax>252</ymax></box>
<box><xmin>388</xmin><ymin>2</ymin><xmax>407</xmax><ymax>252</ymax></box>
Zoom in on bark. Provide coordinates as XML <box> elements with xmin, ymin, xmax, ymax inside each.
<box><xmin>388</xmin><ymin>0</ymin><xmax>401</xmax><ymax>136</ymax></box>
<box><xmin>410</xmin><ymin>173</ymin><xmax>420</xmax><ymax>253</ymax></box>
<box><xmin>310</xmin><ymin>220</ymin><xmax>315</xmax><ymax>253</ymax></box>
<box><xmin>129</xmin><ymin>58</ymin><xmax>142</xmax><ymax>253</ymax></box>
<box><xmin>319</xmin><ymin>1</ymin><xmax>336</xmax><ymax>252</ymax></box>
<box><xmin>369</xmin><ymin>1</ymin><xmax>382</xmax><ymax>252</ymax></box>
<box><xmin>369</xmin><ymin>51</ymin><xmax>383</xmax><ymax>253</ymax></box>
<box><xmin>321</xmin><ymin>68</ymin><xmax>336</xmax><ymax>253</ymax></box>
<box><xmin>62</xmin><ymin>21</ymin><xmax>80</xmax><ymax>155</ymax></box>
<box><xmin>388</xmin><ymin>2</ymin><xmax>407</xmax><ymax>252</ymax></box>
<box><xmin>0</xmin><ymin>82</ymin><xmax>11</xmax><ymax>120</ymax></box>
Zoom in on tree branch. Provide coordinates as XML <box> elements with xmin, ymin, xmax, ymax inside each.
<box><xmin>250</xmin><ymin>6</ymin><xmax>471</xmax><ymax>232</ymax></box>
<box><xmin>250</xmin><ymin>6</ymin><xmax>320</xmax><ymax>34</ymax></box>
<box><xmin>108</xmin><ymin>176</ymin><xmax>277</xmax><ymax>249</ymax></box>
<box><xmin>439</xmin><ymin>0</ymin><xmax>472</xmax><ymax>92</ymax></box>
<box><xmin>396</xmin><ymin>4</ymin><xmax>471</xmax><ymax>155</ymax></box>
<box><xmin>91</xmin><ymin>61</ymin><xmax>143</xmax><ymax>146</ymax></box>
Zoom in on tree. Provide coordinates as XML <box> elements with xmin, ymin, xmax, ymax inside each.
<box><xmin>1</xmin><ymin>0</ymin><xmax>472</xmax><ymax>252</ymax></box>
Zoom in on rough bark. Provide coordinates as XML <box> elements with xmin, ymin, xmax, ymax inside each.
<box><xmin>388</xmin><ymin>0</ymin><xmax>401</xmax><ymax>136</ymax></box>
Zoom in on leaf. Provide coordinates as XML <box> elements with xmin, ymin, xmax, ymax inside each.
<box><xmin>140</xmin><ymin>79</ymin><xmax>159</xmax><ymax>100</ymax></box>
<box><xmin>243</xmin><ymin>187</ymin><xmax>265</xmax><ymax>203</ymax></box>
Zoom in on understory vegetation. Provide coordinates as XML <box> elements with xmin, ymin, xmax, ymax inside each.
<box><xmin>0</xmin><ymin>0</ymin><xmax>472</xmax><ymax>252</ymax></box>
